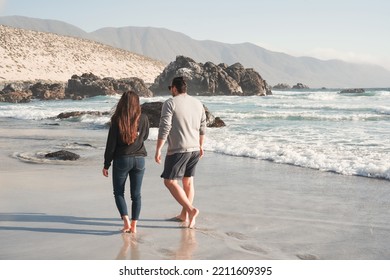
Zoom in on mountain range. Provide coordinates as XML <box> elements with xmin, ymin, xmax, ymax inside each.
<box><xmin>1</xmin><ymin>15</ymin><xmax>390</xmax><ymax>88</ymax></box>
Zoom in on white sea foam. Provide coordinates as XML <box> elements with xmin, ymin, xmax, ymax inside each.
<box><xmin>197</xmin><ymin>90</ymin><xmax>390</xmax><ymax>180</ymax></box>
<box><xmin>205</xmin><ymin>129</ymin><xmax>390</xmax><ymax>180</ymax></box>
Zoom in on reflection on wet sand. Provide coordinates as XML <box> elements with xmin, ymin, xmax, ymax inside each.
<box><xmin>116</xmin><ymin>233</ymin><xmax>140</xmax><ymax>260</ymax></box>
<box><xmin>173</xmin><ymin>228</ymin><xmax>197</xmax><ymax>259</ymax></box>
<box><xmin>116</xmin><ymin>228</ymin><xmax>197</xmax><ymax>260</ymax></box>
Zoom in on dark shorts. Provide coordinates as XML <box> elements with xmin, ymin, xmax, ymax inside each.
<box><xmin>161</xmin><ymin>151</ymin><xmax>201</xmax><ymax>180</ymax></box>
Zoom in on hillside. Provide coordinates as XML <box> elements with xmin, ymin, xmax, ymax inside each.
<box><xmin>0</xmin><ymin>24</ymin><xmax>165</xmax><ymax>83</ymax></box>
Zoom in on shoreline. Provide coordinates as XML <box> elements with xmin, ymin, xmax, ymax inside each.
<box><xmin>1</xmin><ymin>126</ymin><xmax>390</xmax><ymax>259</ymax></box>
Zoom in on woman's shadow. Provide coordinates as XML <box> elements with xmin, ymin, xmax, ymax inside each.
<box><xmin>0</xmin><ymin>212</ymin><xmax>119</xmax><ymax>236</ymax></box>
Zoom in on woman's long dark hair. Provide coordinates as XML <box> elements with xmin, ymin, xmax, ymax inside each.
<box><xmin>111</xmin><ymin>91</ymin><xmax>141</xmax><ymax>145</ymax></box>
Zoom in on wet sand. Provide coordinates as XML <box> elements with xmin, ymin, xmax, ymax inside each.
<box><xmin>1</xmin><ymin>126</ymin><xmax>390</xmax><ymax>260</ymax></box>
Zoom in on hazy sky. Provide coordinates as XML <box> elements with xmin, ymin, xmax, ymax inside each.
<box><xmin>1</xmin><ymin>0</ymin><xmax>389</xmax><ymax>70</ymax></box>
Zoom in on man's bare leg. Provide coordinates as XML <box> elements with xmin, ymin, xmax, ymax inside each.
<box><xmin>188</xmin><ymin>208</ymin><xmax>199</xmax><ymax>229</ymax></box>
<box><xmin>176</xmin><ymin>177</ymin><xmax>194</xmax><ymax>221</ymax></box>
<box><xmin>164</xmin><ymin>179</ymin><xmax>199</xmax><ymax>228</ymax></box>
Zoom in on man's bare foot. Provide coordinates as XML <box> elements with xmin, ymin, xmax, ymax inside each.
<box><xmin>174</xmin><ymin>214</ymin><xmax>188</xmax><ymax>222</ymax></box>
<box><xmin>188</xmin><ymin>208</ymin><xmax>199</xmax><ymax>229</ymax></box>
<box><xmin>169</xmin><ymin>207</ymin><xmax>189</xmax><ymax>222</ymax></box>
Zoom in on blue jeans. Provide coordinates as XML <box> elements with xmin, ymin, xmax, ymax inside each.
<box><xmin>112</xmin><ymin>156</ymin><xmax>145</xmax><ymax>220</ymax></box>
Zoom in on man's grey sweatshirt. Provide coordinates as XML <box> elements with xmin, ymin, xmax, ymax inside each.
<box><xmin>158</xmin><ymin>93</ymin><xmax>206</xmax><ymax>155</ymax></box>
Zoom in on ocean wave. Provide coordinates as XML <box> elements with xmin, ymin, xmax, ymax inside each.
<box><xmin>205</xmin><ymin>129</ymin><xmax>390</xmax><ymax>181</ymax></box>
<box><xmin>375</xmin><ymin>106</ymin><xmax>390</xmax><ymax>115</ymax></box>
<box><xmin>217</xmin><ymin>111</ymin><xmax>390</xmax><ymax>122</ymax></box>
<box><xmin>338</xmin><ymin>91</ymin><xmax>378</xmax><ymax>97</ymax></box>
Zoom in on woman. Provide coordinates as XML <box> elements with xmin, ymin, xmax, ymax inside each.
<box><xmin>103</xmin><ymin>91</ymin><xmax>149</xmax><ymax>233</ymax></box>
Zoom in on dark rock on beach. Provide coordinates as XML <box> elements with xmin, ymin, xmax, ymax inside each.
<box><xmin>206</xmin><ymin>116</ymin><xmax>225</xmax><ymax>128</ymax></box>
<box><xmin>44</xmin><ymin>150</ymin><xmax>80</xmax><ymax>161</ymax></box>
<box><xmin>141</xmin><ymin>101</ymin><xmax>225</xmax><ymax>128</ymax></box>
<box><xmin>150</xmin><ymin>56</ymin><xmax>272</xmax><ymax>96</ymax></box>
<box><xmin>140</xmin><ymin>102</ymin><xmax>164</xmax><ymax>128</ymax></box>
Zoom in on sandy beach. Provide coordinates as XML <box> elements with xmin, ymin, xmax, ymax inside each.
<box><xmin>1</xmin><ymin>124</ymin><xmax>390</xmax><ymax>260</ymax></box>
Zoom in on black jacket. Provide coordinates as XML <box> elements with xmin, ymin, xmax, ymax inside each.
<box><xmin>104</xmin><ymin>113</ymin><xmax>149</xmax><ymax>169</ymax></box>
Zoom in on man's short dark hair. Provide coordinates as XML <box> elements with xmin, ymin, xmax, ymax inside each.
<box><xmin>172</xmin><ymin>76</ymin><xmax>187</xmax><ymax>93</ymax></box>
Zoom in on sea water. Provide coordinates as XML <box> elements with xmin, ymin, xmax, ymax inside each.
<box><xmin>1</xmin><ymin>89</ymin><xmax>389</xmax><ymax>180</ymax></box>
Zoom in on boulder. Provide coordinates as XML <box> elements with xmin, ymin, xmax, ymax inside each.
<box><xmin>140</xmin><ymin>102</ymin><xmax>164</xmax><ymax>128</ymax></box>
<box><xmin>225</xmin><ymin>63</ymin><xmax>272</xmax><ymax>95</ymax></box>
<box><xmin>292</xmin><ymin>83</ymin><xmax>309</xmax><ymax>89</ymax></box>
<box><xmin>44</xmin><ymin>150</ymin><xmax>80</xmax><ymax>161</ymax></box>
<box><xmin>272</xmin><ymin>83</ymin><xmax>291</xmax><ymax>90</ymax></box>
<box><xmin>65</xmin><ymin>73</ymin><xmax>153</xmax><ymax>99</ymax></box>
<box><xmin>30</xmin><ymin>82</ymin><xmax>65</xmax><ymax>100</ymax></box>
<box><xmin>0</xmin><ymin>91</ymin><xmax>32</xmax><ymax>103</ymax></box>
<box><xmin>66</xmin><ymin>73</ymin><xmax>116</xmax><ymax>99</ymax></box>
<box><xmin>113</xmin><ymin>77</ymin><xmax>153</xmax><ymax>97</ymax></box>
<box><xmin>149</xmin><ymin>56</ymin><xmax>272</xmax><ymax>96</ymax></box>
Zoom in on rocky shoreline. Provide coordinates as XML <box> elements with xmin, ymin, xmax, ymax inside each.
<box><xmin>1</xmin><ymin>56</ymin><xmax>273</xmax><ymax>103</ymax></box>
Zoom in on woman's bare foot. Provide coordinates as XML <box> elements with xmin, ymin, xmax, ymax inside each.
<box><xmin>188</xmin><ymin>208</ymin><xmax>199</xmax><ymax>229</ymax></box>
<box><xmin>129</xmin><ymin>220</ymin><xmax>137</xmax><ymax>234</ymax></box>
<box><xmin>121</xmin><ymin>215</ymin><xmax>131</xmax><ymax>233</ymax></box>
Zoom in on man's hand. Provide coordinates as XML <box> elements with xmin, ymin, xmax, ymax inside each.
<box><xmin>102</xmin><ymin>168</ymin><xmax>109</xmax><ymax>177</ymax></box>
<box><xmin>155</xmin><ymin>150</ymin><xmax>161</xmax><ymax>164</ymax></box>
<box><xmin>155</xmin><ymin>139</ymin><xmax>165</xmax><ymax>164</ymax></box>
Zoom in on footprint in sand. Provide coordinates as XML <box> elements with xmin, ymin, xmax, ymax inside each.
<box><xmin>196</xmin><ymin>228</ymin><xmax>225</xmax><ymax>240</ymax></box>
<box><xmin>158</xmin><ymin>248</ymin><xmax>176</xmax><ymax>257</ymax></box>
<box><xmin>296</xmin><ymin>254</ymin><xmax>319</xmax><ymax>260</ymax></box>
<box><xmin>240</xmin><ymin>244</ymin><xmax>268</xmax><ymax>255</ymax></box>
<box><xmin>225</xmin><ymin>231</ymin><xmax>250</xmax><ymax>240</ymax></box>
<box><xmin>225</xmin><ymin>232</ymin><xmax>268</xmax><ymax>255</ymax></box>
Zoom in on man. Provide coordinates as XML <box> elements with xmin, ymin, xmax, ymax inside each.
<box><xmin>155</xmin><ymin>76</ymin><xmax>206</xmax><ymax>228</ymax></box>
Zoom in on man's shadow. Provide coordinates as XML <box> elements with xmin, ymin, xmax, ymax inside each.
<box><xmin>0</xmin><ymin>212</ymin><xmax>120</xmax><ymax>236</ymax></box>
